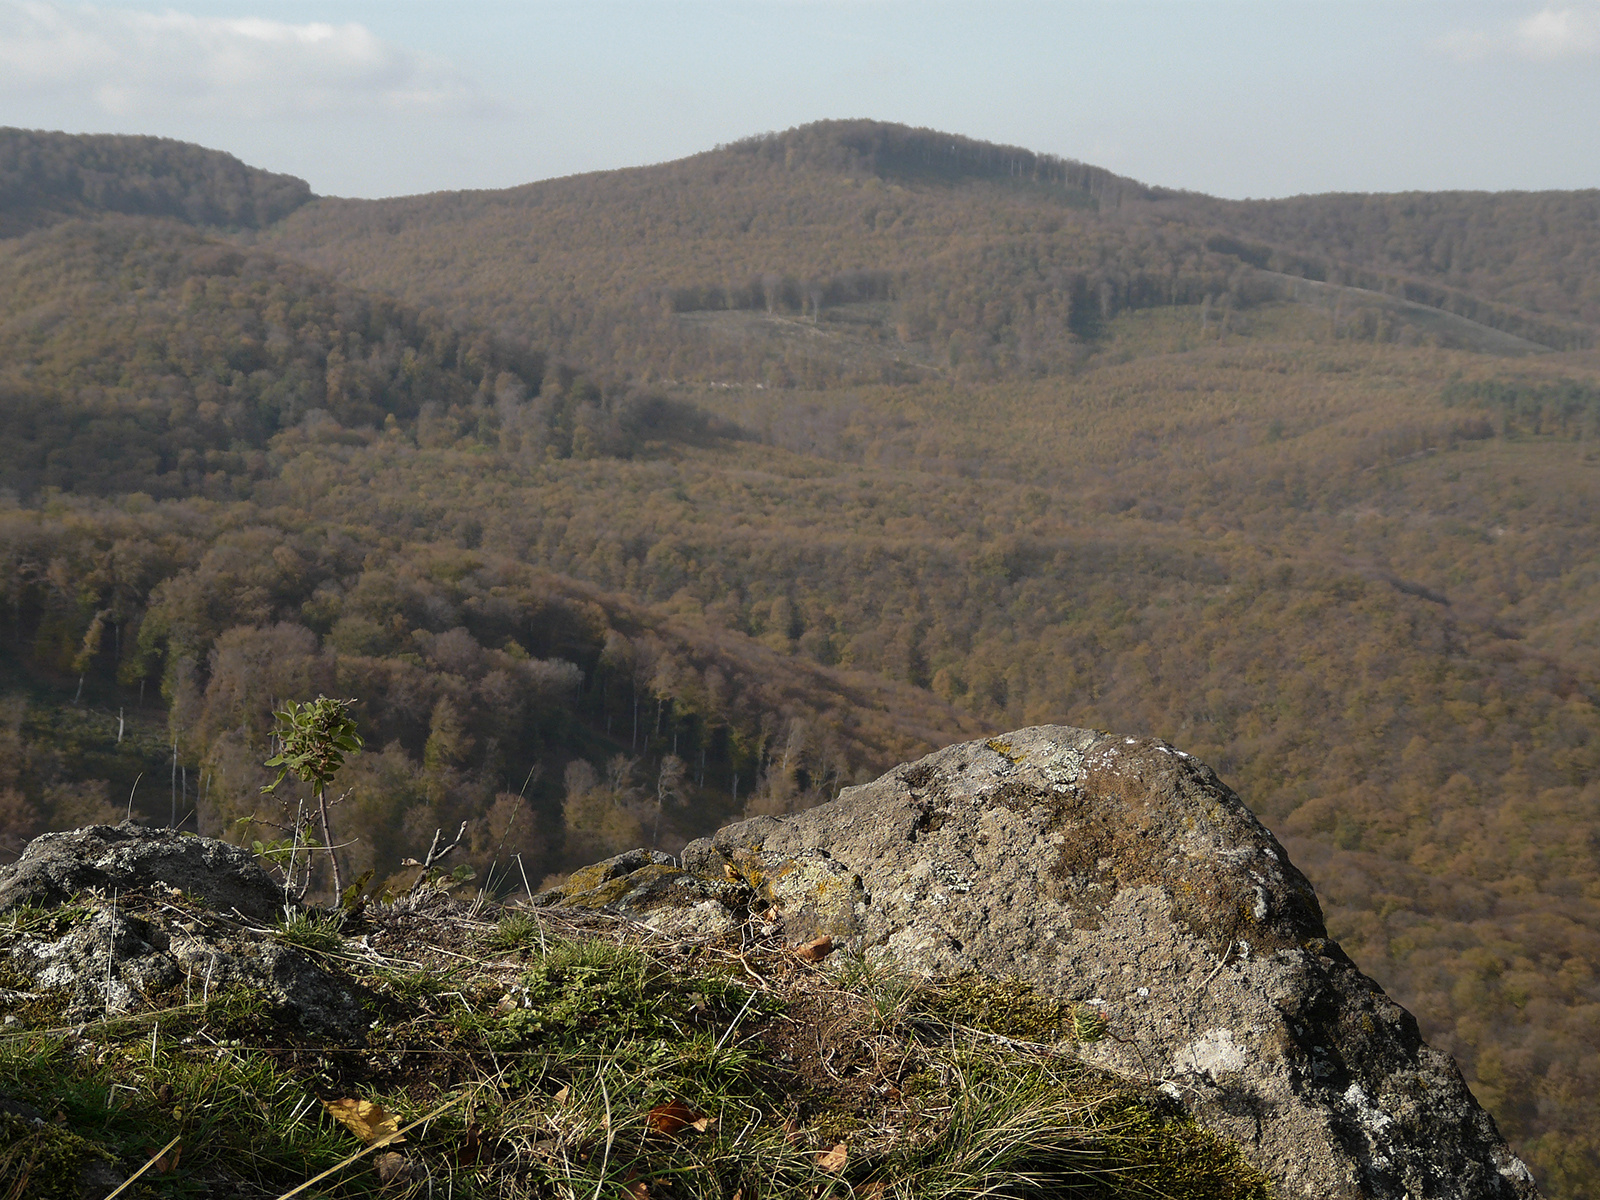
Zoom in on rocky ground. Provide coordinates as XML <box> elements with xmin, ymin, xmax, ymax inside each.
<box><xmin>0</xmin><ymin>822</ymin><xmax>1268</xmax><ymax>1200</ymax></box>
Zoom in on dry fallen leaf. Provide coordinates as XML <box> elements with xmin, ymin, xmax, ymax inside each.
<box><xmin>152</xmin><ymin>1144</ymin><xmax>182</xmax><ymax>1173</ymax></box>
<box><xmin>858</xmin><ymin>1182</ymin><xmax>887</xmax><ymax>1200</ymax></box>
<box><xmin>795</xmin><ymin>935</ymin><xmax>835</xmax><ymax>963</ymax></box>
<box><xmin>816</xmin><ymin>1141</ymin><xmax>848</xmax><ymax>1172</ymax></box>
<box><xmin>324</xmin><ymin>1098</ymin><xmax>405</xmax><ymax>1145</ymax></box>
<box><xmin>456</xmin><ymin>1121</ymin><xmax>487</xmax><ymax>1166</ymax></box>
<box><xmin>646</xmin><ymin>1100</ymin><xmax>715</xmax><ymax>1136</ymax></box>
<box><xmin>553</xmin><ymin>1085</ymin><xmax>570</xmax><ymax>1105</ymax></box>
<box><xmin>374</xmin><ymin>1151</ymin><xmax>416</xmax><ymax>1185</ymax></box>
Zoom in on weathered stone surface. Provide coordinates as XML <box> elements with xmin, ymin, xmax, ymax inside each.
<box><xmin>3</xmin><ymin>902</ymin><xmax>367</xmax><ymax>1040</ymax></box>
<box><xmin>533</xmin><ymin>848</ymin><xmax>750</xmax><ymax>938</ymax></box>
<box><xmin>543</xmin><ymin>725</ymin><xmax>1538</xmax><ymax>1200</ymax></box>
<box><xmin>0</xmin><ymin>825</ymin><xmax>366</xmax><ymax>1039</ymax></box>
<box><xmin>0</xmin><ymin>822</ymin><xmax>284</xmax><ymax>920</ymax></box>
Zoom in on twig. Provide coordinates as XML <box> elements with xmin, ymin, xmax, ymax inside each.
<box><xmin>712</xmin><ymin>987</ymin><xmax>761</xmax><ymax>1055</ymax></box>
<box><xmin>103</xmin><ymin>1133</ymin><xmax>183</xmax><ymax>1199</ymax></box>
<box><xmin>407</xmin><ymin>822</ymin><xmax>470</xmax><ymax>894</ymax></box>
<box><xmin>1194</xmin><ymin>941</ymin><xmax>1235</xmax><ymax>996</ymax></box>
<box><xmin>272</xmin><ymin>1097</ymin><xmax>462</xmax><ymax>1200</ymax></box>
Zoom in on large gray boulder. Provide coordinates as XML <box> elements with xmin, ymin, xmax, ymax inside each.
<box><xmin>0</xmin><ymin>822</ymin><xmax>285</xmax><ymax>920</ymax></box>
<box><xmin>539</xmin><ymin>725</ymin><xmax>1539</xmax><ymax>1200</ymax></box>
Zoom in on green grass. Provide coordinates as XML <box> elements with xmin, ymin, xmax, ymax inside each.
<box><xmin>272</xmin><ymin>909</ymin><xmax>347</xmax><ymax>955</ymax></box>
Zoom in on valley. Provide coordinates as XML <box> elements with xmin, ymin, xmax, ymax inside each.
<box><xmin>3</xmin><ymin>120</ymin><xmax>1600</xmax><ymax>1195</ymax></box>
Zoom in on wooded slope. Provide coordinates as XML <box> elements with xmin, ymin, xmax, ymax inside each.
<box><xmin>5</xmin><ymin>122</ymin><xmax>1600</xmax><ymax>1196</ymax></box>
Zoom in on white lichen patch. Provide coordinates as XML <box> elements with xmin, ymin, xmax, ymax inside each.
<box><xmin>1174</xmin><ymin>1027</ymin><xmax>1247</xmax><ymax>1080</ymax></box>
<box><xmin>1341</xmin><ymin>1082</ymin><xmax>1393</xmax><ymax>1134</ymax></box>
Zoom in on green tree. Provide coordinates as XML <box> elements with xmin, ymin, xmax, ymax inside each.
<box><xmin>263</xmin><ymin>696</ymin><xmax>364</xmax><ymax>896</ymax></box>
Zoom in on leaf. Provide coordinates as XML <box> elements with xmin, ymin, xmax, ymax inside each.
<box><xmin>647</xmin><ymin>1099</ymin><xmax>713</xmax><ymax>1137</ymax></box>
<box><xmin>456</xmin><ymin>1121</ymin><xmax>488</xmax><ymax>1166</ymax></box>
<box><xmin>341</xmin><ymin>868</ymin><xmax>376</xmax><ymax>910</ymax></box>
<box><xmin>553</xmin><ymin>1085</ymin><xmax>570</xmax><ymax>1105</ymax></box>
<box><xmin>795</xmin><ymin>934</ymin><xmax>835</xmax><ymax>963</ymax></box>
<box><xmin>816</xmin><ymin>1141</ymin><xmax>848</xmax><ymax>1173</ymax></box>
<box><xmin>374</xmin><ymin>1151</ymin><xmax>414</xmax><ymax>1185</ymax></box>
<box><xmin>152</xmin><ymin>1144</ymin><xmax>181</xmax><ymax>1173</ymax></box>
<box><xmin>324</xmin><ymin>1098</ymin><xmax>405</xmax><ymax>1145</ymax></box>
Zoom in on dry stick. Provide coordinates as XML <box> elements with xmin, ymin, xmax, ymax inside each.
<box><xmin>124</xmin><ymin>772</ymin><xmax>142</xmax><ymax>822</ymax></box>
<box><xmin>272</xmin><ymin>1097</ymin><xmax>462</xmax><ymax>1200</ymax></box>
<box><xmin>408</xmin><ymin>822</ymin><xmax>468</xmax><ymax>894</ymax></box>
<box><xmin>1194</xmin><ymin>940</ymin><xmax>1235</xmax><ymax>997</ymax></box>
<box><xmin>479</xmin><ymin>775</ymin><xmax>535</xmax><ymax>905</ymax></box>
<box><xmin>712</xmin><ymin>987</ymin><xmax>761</xmax><ymax>1055</ymax></box>
<box><xmin>103</xmin><ymin>1133</ymin><xmax>184</xmax><ymax>1200</ymax></box>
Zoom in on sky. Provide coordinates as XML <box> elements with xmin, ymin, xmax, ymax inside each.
<box><xmin>1</xmin><ymin>0</ymin><xmax>1596</xmax><ymax>200</ymax></box>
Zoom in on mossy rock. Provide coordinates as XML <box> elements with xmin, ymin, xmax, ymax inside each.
<box><xmin>0</xmin><ymin>1112</ymin><xmax>122</xmax><ymax>1200</ymax></box>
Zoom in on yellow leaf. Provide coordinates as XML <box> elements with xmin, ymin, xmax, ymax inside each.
<box><xmin>323</xmin><ymin>1098</ymin><xmax>405</xmax><ymax>1146</ymax></box>
<box><xmin>816</xmin><ymin>1141</ymin><xmax>848</xmax><ymax>1173</ymax></box>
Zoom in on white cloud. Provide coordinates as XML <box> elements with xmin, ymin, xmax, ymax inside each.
<box><xmin>1436</xmin><ymin>3</ymin><xmax>1600</xmax><ymax>63</ymax></box>
<box><xmin>0</xmin><ymin>1</ymin><xmax>486</xmax><ymax>118</ymax></box>
<box><xmin>1516</xmin><ymin>5</ymin><xmax>1600</xmax><ymax>58</ymax></box>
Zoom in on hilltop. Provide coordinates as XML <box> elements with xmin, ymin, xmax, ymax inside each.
<box><xmin>256</xmin><ymin>119</ymin><xmax>1595</xmax><ymax>387</ymax></box>
<box><xmin>0</xmin><ymin>126</ymin><xmax>312</xmax><ymax>237</ymax></box>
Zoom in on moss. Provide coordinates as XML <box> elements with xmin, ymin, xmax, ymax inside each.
<box><xmin>1096</xmin><ymin>1096</ymin><xmax>1275</xmax><ymax>1200</ymax></box>
<box><xmin>917</xmin><ymin>973</ymin><xmax>1071</xmax><ymax>1041</ymax></box>
<box><xmin>0</xmin><ymin>1112</ymin><xmax>119</xmax><ymax>1200</ymax></box>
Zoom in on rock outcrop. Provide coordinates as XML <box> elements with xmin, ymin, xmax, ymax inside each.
<box><xmin>0</xmin><ymin>822</ymin><xmax>286</xmax><ymax>920</ymax></box>
<box><xmin>0</xmin><ymin>822</ymin><xmax>365</xmax><ymax>1039</ymax></box>
<box><xmin>537</xmin><ymin>725</ymin><xmax>1539</xmax><ymax>1200</ymax></box>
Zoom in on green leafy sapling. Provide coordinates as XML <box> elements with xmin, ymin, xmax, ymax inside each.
<box><xmin>262</xmin><ymin>696</ymin><xmax>363</xmax><ymax>898</ymax></box>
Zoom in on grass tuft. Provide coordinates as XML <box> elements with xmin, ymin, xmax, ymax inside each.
<box><xmin>272</xmin><ymin>908</ymin><xmax>347</xmax><ymax>954</ymax></box>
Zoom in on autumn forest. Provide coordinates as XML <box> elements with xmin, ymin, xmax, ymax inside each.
<box><xmin>3</xmin><ymin>121</ymin><xmax>1600</xmax><ymax>1194</ymax></box>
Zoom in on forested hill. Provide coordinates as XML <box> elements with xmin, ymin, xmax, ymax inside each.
<box><xmin>257</xmin><ymin>119</ymin><xmax>1598</xmax><ymax>385</ymax></box>
<box><xmin>0</xmin><ymin>127</ymin><xmax>312</xmax><ymax>237</ymax></box>
<box><xmin>1182</xmin><ymin>188</ymin><xmax>1600</xmax><ymax>329</ymax></box>
<box><xmin>10</xmin><ymin>120</ymin><xmax>1600</xmax><ymax>1194</ymax></box>
<box><xmin>0</xmin><ymin>217</ymin><xmax>545</xmax><ymax>498</ymax></box>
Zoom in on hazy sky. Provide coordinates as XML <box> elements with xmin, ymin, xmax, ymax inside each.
<box><xmin>1</xmin><ymin>1</ymin><xmax>1596</xmax><ymax>200</ymax></box>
